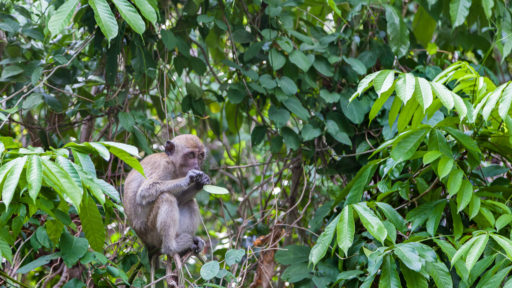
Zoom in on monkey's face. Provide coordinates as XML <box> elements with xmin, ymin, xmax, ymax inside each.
<box><xmin>165</xmin><ymin>134</ymin><xmax>206</xmax><ymax>177</ymax></box>
<box><xmin>177</xmin><ymin>148</ymin><xmax>205</xmax><ymax>176</ymax></box>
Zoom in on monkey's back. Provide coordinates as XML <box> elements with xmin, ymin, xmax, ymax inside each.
<box><xmin>123</xmin><ymin>153</ymin><xmax>173</xmax><ymax>238</ymax></box>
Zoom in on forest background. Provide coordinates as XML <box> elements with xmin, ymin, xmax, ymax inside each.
<box><xmin>2</xmin><ymin>0</ymin><xmax>512</xmax><ymax>287</ymax></box>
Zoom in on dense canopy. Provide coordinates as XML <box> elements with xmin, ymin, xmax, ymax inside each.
<box><xmin>2</xmin><ymin>0</ymin><xmax>512</xmax><ymax>287</ymax></box>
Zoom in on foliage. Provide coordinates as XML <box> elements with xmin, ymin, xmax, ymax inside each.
<box><xmin>2</xmin><ymin>0</ymin><xmax>512</xmax><ymax>286</ymax></box>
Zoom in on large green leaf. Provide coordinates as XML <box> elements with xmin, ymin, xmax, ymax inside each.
<box><xmin>499</xmin><ymin>82</ymin><xmax>512</xmax><ymax>119</ymax></box>
<box><xmin>336</xmin><ymin>205</ymin><xmax>354</xmax><ymax>256</ymax></box>
<box><xmin>465</xmin><ymin>234</ymin><xmax>488</xmax><ymax>272</ymax></box>
<box><xmin>490</xmin><ymin>234</ymin><xmax>512</xmax><ymax>260</ymax></box>
<box><xmin>412</xmin><ymin>5</ymin><xmax>436</xmax><ymax>47</ymax></box>
<box><xmin>478</xmin><ymin>266</ymin><xmax>512</xmax><ymax>288</ymax></box>
<box><xmin>431</xmin><ymin>82</ymin><xmax>454</xmax><ymax>110</ymax></box>
<box><xmin>289</xmin><ymin>50</ymin><xmax>314</xmax><ymax>72</ymax></box>
<box><xmin>390</xmin><ymin>127</ymin><xmax>429</xmax><ymax>162</ymax></box>
<box><xmin>133</xmin><ymin>0</ymin><xmax>157</xmax><ymax>24</ymax></box>
<box><xmin>26</xmin><ymin>155</ymin><xmax>42</xmax><ymax>202</ymax></box>
<box><xmin>385</xmin><ymin>5</ymin><xmax>409</xmax><ymax>58</ymax></box>
<box><xmin>394</xmin><ymin>244</ymin><xmax>421</xmax><ymax>272</ymax></box>
<box><xmin>447</xmin><ymin>168</ymin><xmax>463</xmax><ymax>196</ymax></box>
<box><xmin>42</xmin><ymin>158</ymin><xmax>83</xmax><ymax>210</ymax></box>
<box><xmin>283</xmin><ymin>97</ymin><xmax>309</xmax><ymax>120</ymax></box>
<box><xmin>456</xmin><ymin>179</ymin><xmax>472</xmax><ymax>212</ymax></box>
<box><xmin>379</xmin><ymin>254</ymin><xmax>401</xmax><ymax>288</ymax></box>
<box><xmin>343</xmin><ymin>162</ymin><xmax>378</xmax><ymax>204</ymax></box>
<box><xmin>414</xmin><ymin>77</ymin><xmax>433</xmax><ymax>111</ymax></box>
<box><xmin>269</xmin><ymin>48</ymin><xmax>286</xmax><ymax>70</ymax></box>
<box><xmin>401</xmin><ymin>264</ymin><xmax>428</xmax><ymax>288</ymax></box>
<box><xmin>48</xmin><ymin>0</ymin><xmax>80</xmax><ymax>36</ymax></box>
<box><xmin>89</xmin><ymin>0</ymin><xmax>118</xmax><ymax>41</ymax></box>
<box><xmin>59</xmin><ymin>230</ymin><xmax>89</xmax><ymax>267</ymax></box>
<box><xmin>2</xmin><ymin>156</ymin><xmax>27</xmax><ymax>208</ymax></box>
<box><xmin>353</xmin><ymin>203</ymin><xmax>387</xmax><ymax>244</ymax></box>
<box><xmin>395</xmin><ymin>73</ymin><xmax>415</xmax><ymax>103</ymax></box>
<box><xmin>111</xmin><ymin>0</ymin><xmax>145</xmax><ymax>34</ymax></box>
<box><xmin>427</xmin><ymin>261</ymin><xmax>453</xmax><ymax>288</ymax></box>
<box><xmin>350</xmin><ymin>71</ymin><xmax>379</xmax><ymax>100</ymax></box>
<box><xmin>450</xmin><ymin>0</ymin><xmax>472</xmax><ymax>28</ymax></box>
<box><xmin>79</xmin><ymin>195</ymin><xmax>105</xmax><ymax>252</ymax></box>
<box><xmin>0</xmin><ymin>237</ymin><xmax>13</xmax><ymax>263</ymax></box>
<box><xmin>309</xmin><ymin>214</ymin><xmax>339</xmax><ymax>266</ymax></box>
<box><xmin>376</xmin><ymin>202</ymin><xmax>407</xmax><ymax>233</ymax></box>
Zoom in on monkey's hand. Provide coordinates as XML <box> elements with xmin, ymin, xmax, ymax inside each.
<box><xmin>192</xmin><ymin>236</ymin><xmax>205</xmax><ymax>254</ymax></box>
<box><xmin>186</xmin><ymin>169</ymin><xmax>210</xmax><ymax>188</ymax></box>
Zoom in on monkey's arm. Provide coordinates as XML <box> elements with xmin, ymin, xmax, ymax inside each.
<box><xmin>136</xmin><ymin>177</ymin><xmax>190</xmax><ymax>205</ymax></box>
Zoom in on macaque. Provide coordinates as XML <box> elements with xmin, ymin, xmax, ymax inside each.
<box><xmin>123</xmin><ymin>134</ymin><xmax>210</xmax><ymax>257</ymax></box>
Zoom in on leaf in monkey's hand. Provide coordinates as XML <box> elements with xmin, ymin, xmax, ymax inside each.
<box><xmin>203</xmin><ymin>185</ymin><xmax>229</xmax><ymax>194</ymax></box>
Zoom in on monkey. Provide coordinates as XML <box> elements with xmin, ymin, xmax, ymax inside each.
<box><xmin>123</xmin><ymin>134</ymin><xmax>210</xmax><ymax>259</ymax></box>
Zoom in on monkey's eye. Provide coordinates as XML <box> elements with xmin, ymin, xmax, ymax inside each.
<box><xmin>186</xmin><ymin>152</ymin><xmax>195</xmax><ymax>159</ymax></box>
<box><xmin>198</xmin><ymin>152</ymin><xmax>205</xmax><ymax>160</ymax></box>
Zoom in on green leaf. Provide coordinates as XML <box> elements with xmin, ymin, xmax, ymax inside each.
<box><xmin>17</xmin><ymin>254</ymin><xmax>59</xmax><ymax>274</ymax></box>
<box><xmin>412</xmin><ymin>5</ymin><xmax>436</xmax><ymax>47</ymax></box>
<box><xmin>447</xmin><ymin>168</ymin><xmax>463</xmax><ymax>196</ymax></box>
<box><xmin>442</xmin><ymin>127</ymin><xmax>480</xmax><ymax>153</ymax></box>
<box><xmin>0</xmin><ymin>237</ymin><xmax>13</xmax><ymax>263</ymax></box>
<box><xmin>289</xmin><ymin>50</ymin><xmax>314</xmax><ymax>72</ymax></box>
<box><xmin>26</xmin><ymin>155</ymin><xmax>42</xmax><ymax>202</ymax></box>
<box><xmin>423</xmin><ymin>150</ymin><xmax>442</xmax><ymax>164</ymax></box>
<box><xmin>60</xmin><ymin>231</ymin><xmax>89</xmax><ymax>267</ymax></box>
<box><xmin>395</xmin><ymin>73</ymin><xmax>415</xmax><ymax>103</ymax></box>
<box><xmin>56</xmin><ymin>156</ymin><xmax>83</xmax><ymax>191</ymax></box>
<box><xmin>498</xmin><ymin>82</ymin><xmax>512</xmax><ymax>119</ymax></box>
<box><xmin>309</xmin><ymin>214</ymin><xmax>339</xmax><ymax>266</ymax></box>
<box><xmin>111</xmin><ymin>0</ymin><xmax>145</xmax><ymax>34</ymax></box>
<box><xmin>278</xmin><ymin>76</ymin><xmax>298</xmax><ymax>95</ymax></box>
<box><xmin>379</xmin><ymin>254</ymin><xmax>401</xmax><ymax>288</ymax></box>
<box><xmin>479</xmin><ymin>266</ymin><xmax>512</xmax><ymax>288</ymax></box>
<box><xmin>133</xmin><ymin>0</ymin><xmax>157</xmax><ymax>24</ymax></box>
<box><xmin>1</xmin><ymin>65</ymin><xmax>24</xmax><ymax>79</ymax></box>
<box><xmin>89</xmin><ymin>0</ymin><xmax>118</xmax><ymax>41</ymax></box>
<box><xmin>79</xmin><ymin>195</ymin><xmax>105</xmax><ymax>252</ymax></box>
<box><xmin>301</xmin><ymin>124</ymin><xmax>321</xmax><ymax>141</ymax></box>
<box><xmin>456</xmin><ymin>179</ymin><xmax>473</xmax><ymax>212</ymax></box>
<box><xmin>350</xmin><ymin>71</ymin><xmax>379</xmax><ymax>100</ymax></box>
<box><xmin>268</xmin><ymin>106</ymin><xmax>290</xmax><ymax>128</ymax></box>
<box><xmin>482</xmin><ymin>83</ymin><xmax>507</xmax><ymax>121</ymax></box>
<box><xmin>353</xmin><ymin>203</ymin><xmax>387</xmax><ymax>244</ymax></box>
<box><xmin>269</xmin><ymin>48</ymin><xmax>286</xmax><ymax>70</ymax></box>
<box><xmin>336</xmin><ymin>205</ymin><xmax>354</xmax><ymax>256</ymax></box>
<box><xmin>373</xmin><ymin>70</ymin><xmax>395</xmax><ymax>96</ymax></box>
<box><xmin>437</xmin><ymin>156</ymin><xmax>454</xmax><ymax>179</ymax></box>
<box><xmin>390</xmin><ymin>128</ymin><xmax>429</xmax><ymax>162</ymax></box>
<box><xmin>344</xmin><ymin>57</ymin><xmax>366</xmax><ymax>75</ymax></box>
<box><xmin>415</xmin><ymin>77</ymin><xmax>433</xmax><ymax>111</ymax></box>
<box><xmin>468</xmin><ymin>194</ymin><xmax>480</xmax><ymax>219</ymax></box>
<box><xmin>465</xmin><ymin>234</ymin><xmax>488</xmax><ymax>272</ymax></box>
<box><xmin>42</xmin><ymin>158</ymin><xmax>83</xmax><ymax>210</ymax></box>
<box><xmin>496</xmin><ymin>214</ymin><xmax>512</xmax><ymax>231</ymax></box>
<box><xmin>281</xmin><ymin>263</ymin><xmax>312</xmax><ymax>283</ymax></box>
<box><xmin>2</xmin><ymin>156</ymin><xmax>27</xmax><ymax>209</ymax></box>
<box><xmin>326</xmin><ymin>119</ymin><xmax>351</xmax><ymax>146</ymax></box>
<box><xmin>394</xmin><ymin>244</ymin><xmax>421</xmax><ymax>272</ymax></box>
<box><xmin>481</xmin><ymin>0</ymin><xmax>494</xmax><ymax>19</ymax></box>
<box><xmin>48</xmin><ymin>0</ymin><xmax>79</xmax><ymax>36</ymax></box>
<box><xmin>281</xmin><ymin>127</ymin><xmax>301</xmax><ymax>150</ymax></box>
<box><xmin>385</xmin><ymin>5</ymin><xmax>409</xmax><ymax>58</ymax></box>
<box><xmin>275</xmin><ymin>245</ymin><xmax>310</xmax><ymax>265</ymax></box>
<box><xmin>225</xmin><ymin>249</ymin><xmax>245</xmax><ymax>266</ymax></box>
<box><xmin>427</xmin><ymin>261</ymin><xmax>453</xmax><ymax>288</ymax></box>
<box><xmin>490</xmin><ymin>234</ymin><xmax>512</xmax><ymax>260</ymax></box>
<box><xmin>340</xmin><ymin>162</ymin><xmax>378</xmax><ymax>205</ymax></box>
<box><xmin>313</xmin><ymin>58</ymin><xmax>334</xmax><ymax>77</ymax></box>
<box><xmin>431</xmin><ymin>82</ymin><xmax>455</xmax><ymax>110</ymax></box>
<box><xmin>401</xmin><ymin>264</ymin><xmax>428</xmax><ymax>288</ymax></box>
<box><xmin>376</xmin><ymin>202</ymin><xmax>407</xmax><ymax>233</ymax></box>
<box><xmin>450</xmin><ymin>0</ymin><xmax>472</xmax><ymax>28</ymax></box>
<box><xmin>319</xmin><ymin>89</ymin><xmax>340</xmax><ymax>103</ymax></box>
<box><xmin>200</xmin><ymin>261</ymin><xmax>219</xmax><ymax>280</ymax></box>
<box><xmin>203</xmin><ymin>185</ymin><xmax>229</xmax><ymax>195</ymax></box>
<box><xmin>102</xmin><ymin>144</ymin><xmax>144</xmax><ymax>177</ymax></box>
<box><xmin>283</xmin><ymin>97</ymin><xmax>309</xmax><ymax>120</ymax></box>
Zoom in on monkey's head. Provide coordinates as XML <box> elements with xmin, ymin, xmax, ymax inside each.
<box><xmin>165</xmin><ymin>134</ymin><xmax>206</xmax><ymax>177</ymax></box>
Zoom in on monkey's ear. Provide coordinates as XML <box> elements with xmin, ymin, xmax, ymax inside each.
<box><xmin>165</xmin><ymin>140</ymin><xmax>175</xmax><ymax>156</ymax></box>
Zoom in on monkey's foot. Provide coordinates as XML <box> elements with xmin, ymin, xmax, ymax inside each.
<box><xmin>192</xmin><ymin>236</ymin><xmax>205</xmax><ymax>254</ymax></box>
